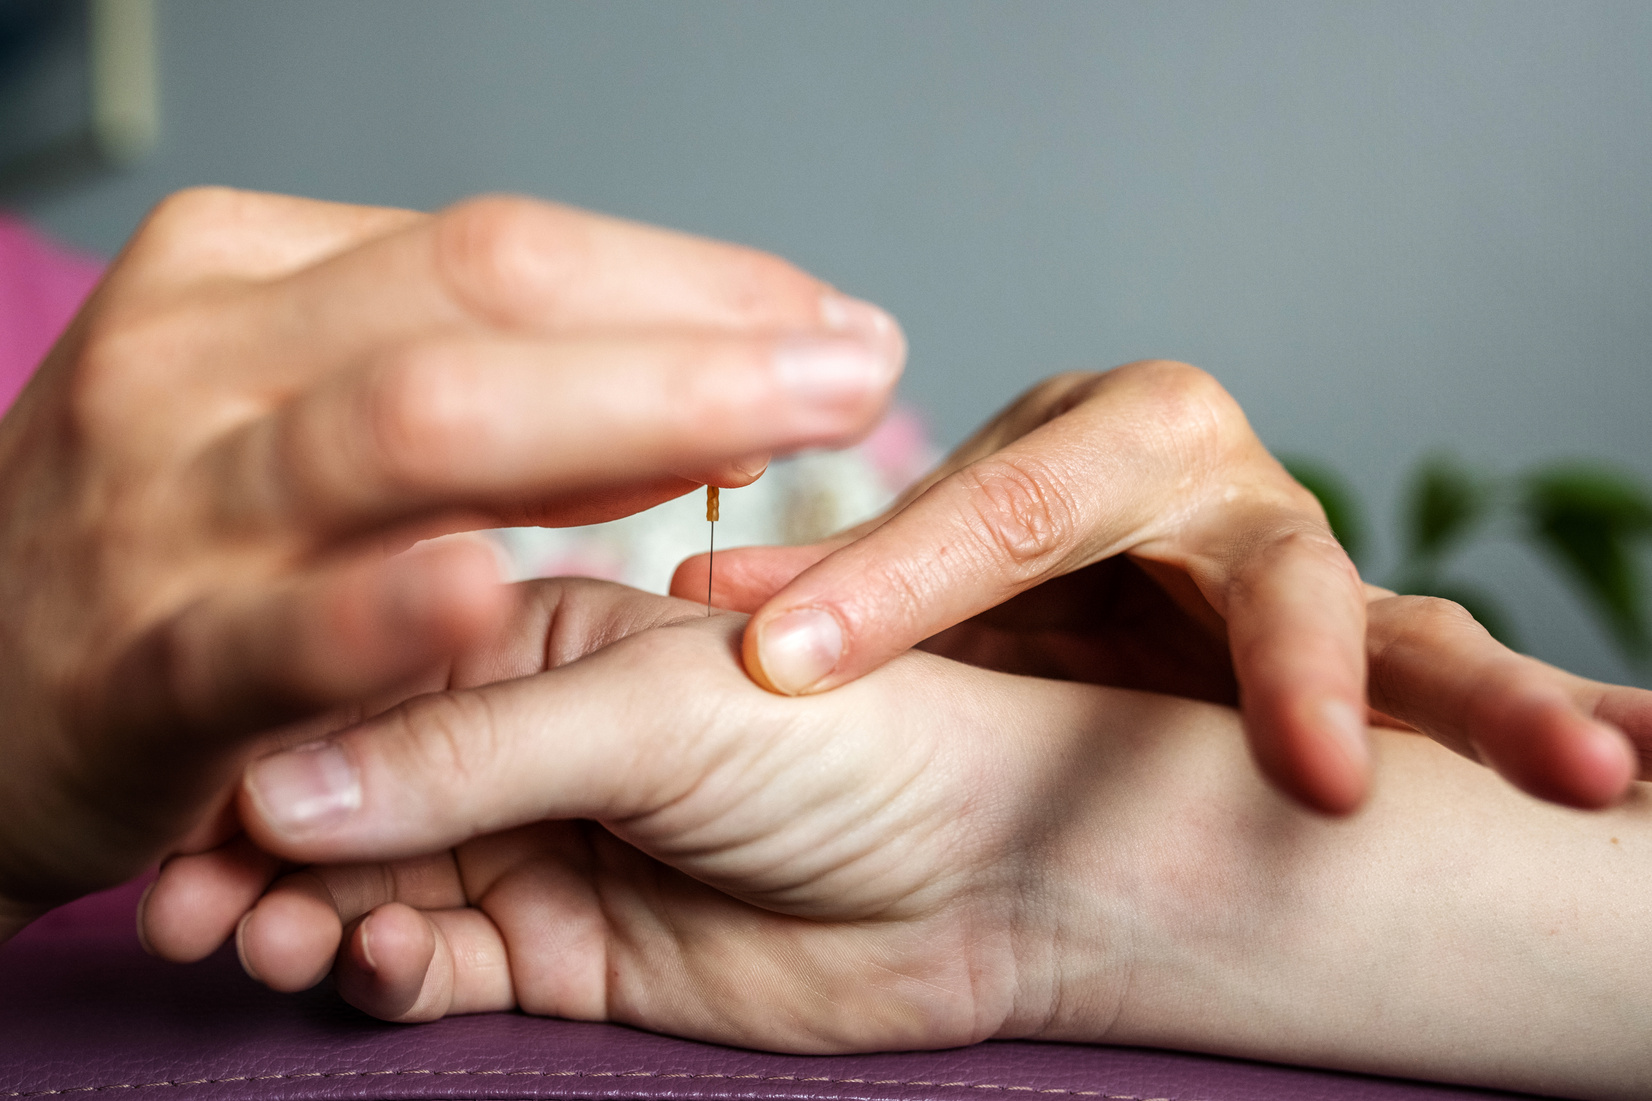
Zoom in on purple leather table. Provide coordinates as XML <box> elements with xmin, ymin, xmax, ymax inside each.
<box><xmin>1</xmin><ymin>882</ymin><xmax>1550</xmax><ymax>1101</ymax></box>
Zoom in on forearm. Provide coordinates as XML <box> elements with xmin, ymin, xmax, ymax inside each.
<box><xmin>1048</xmin><ymin>695</ymin><xmax>1652</xmax><ymax>1099</ymax></box>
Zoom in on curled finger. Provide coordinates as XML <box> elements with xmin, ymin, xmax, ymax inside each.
<box><xmin>209</xmin><ymin>330</ymin><xmax>900</xmax><ymax>537</ymax></box>
<box><xmin>1366</xmin><ymin>595</ymin><xmax>1637</xmax><ymax>808</ymax></box>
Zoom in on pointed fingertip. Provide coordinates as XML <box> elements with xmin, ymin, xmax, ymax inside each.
<box><xmin>1467</xmin><ymin>696</ymin><xmax>1636</xmax><ymax>809</ymax></box>
<box><xmin>396</xmin><ymin>536</ymin><xmax>515</xmax><ymax>642</ymax></box>
<box><xmin>1250</xmin><ymin>695</ymin><xmax>1373</xmax><ymax>816</ymax></box>
<box><xmin>1528</xmin><ymin>715</ymin><xmax>1637</xmax><ymax>810</ymax></box>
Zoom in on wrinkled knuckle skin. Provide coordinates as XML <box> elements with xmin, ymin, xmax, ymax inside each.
<box><xmin>1279</xmin><ymin>526</ymin><xmax>1360</xmax><ymax>584</ymax></box>
<box><xmin>389</xmin><ymin>690</ymin><xmax>500</xmax><ymax>796</ymax></box>
<box><xmin>1119</xmin><ymin>359</ymin><xmax>1242</xmax><ymax>434</ymax></box>
<box><xmin>958</xmin><ymin>456</ymin><xmax>1077</xmax><ymax>571</ymax></box>
<box><xmin>1367</xmin><ymin>595</ymin><xmax>1490</xmax><ymax>714</ymax></box>
<box><xmin>1231</xmin><ymin>526</ymin><xmax>1360</xmax><ymax>608</ymax></box>
<box><xmin>434</xmin><ymin>195</ymin><xmax>589</xmax><ymax>325</ymax></box>
<box><xmin>65</xmin><ymin>308</ymin><xmax>187</xmax><ymax>444</ymax></box>
<box><xmin>360</xmin><ymin>344</ymin><xmax>475</xmax><ymax>492</ymax></box>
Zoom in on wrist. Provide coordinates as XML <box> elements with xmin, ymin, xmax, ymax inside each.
<box><xmin>1026</xmin><ymin>693</ymin><xmax>1652</xmax><ymax>1099</ymax></box>
<box><xmin>961</xmin><ymin>684</ymin><xmax>1248</xmax><ymax>1045</ymax></box>
<box><xmin>1013</xmin><ymin>689</ymin><xmax>1272</xmax><ymax>1046</ymax></box>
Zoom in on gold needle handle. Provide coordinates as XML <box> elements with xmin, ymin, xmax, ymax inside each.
<box><xmin>705</xmin><ymin>486</ymin><xmax>719</xmax><ymax>615</ymax></box>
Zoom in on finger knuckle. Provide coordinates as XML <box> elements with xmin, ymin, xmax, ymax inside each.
<box><xmin>1366</xmin><ymin>595</ymin><xmax>1497</xmax><ymax>711</ymax></box>
<box><xmin>957</xmin><ymin>455</ymin><xmax>1078</xmax><ymax>571</ymax></box>
<box><xmin>1114</xmin><ymin>359</ymin><xmax>1242</xmax><ymax>441</ymax></box>
<box><xmin>359</xmin><ymin>343</ymin><xmax>476</xmax><ymax>490</ymax></box>
<box><xmin>1277</xmin><ymin>476</ymin><xmax>1330</xmax><ymax>521</ymax></box>
<box><xmin>1391</xmin><ymin>594</ymin><xmax>1485</xmax><ymax>639</ymax></box>
<box><xmin>433</xmin><ymin>195</ymin><xmax>589</xmax><ymax>325</ymax></box>
<box><xmin>1277</xmin><ymin>525</ymin><xmax>1356</xmax><ymax>572</ymax></box>
<box><xmin>65</xmin><ymin>306</ymin><xmax>194</xmax><ymax>442</ymax></box>
<box><xmin>1231</xmin><ymin>525</ymin><xmax>1361</xmax><ymax>602</ymax></box>
<box><xmin>716</xmin><ymin>247</ymin><xmax>820</xmax><ymax>324</ymax></box>
<box><xmin>139</xmin><ymin>186</ymin><xmax>248</xmax><ymax>240</ymax></box>
<box><xmin>388</xmin><ymin>689</ymin><xmax>501</xmax><ymax>795</ymax></box>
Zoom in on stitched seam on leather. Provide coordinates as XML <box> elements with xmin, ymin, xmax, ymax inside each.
<box><xmin>1</xmin><ymin>1068</ymin><xmax>1189</xmax><ymax>1101</ymax></box>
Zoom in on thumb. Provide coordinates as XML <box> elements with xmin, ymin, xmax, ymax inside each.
<box><xmin>237</xmin><ymin>595</ymin><xmax>744</xmax><ymax>864</ymax></box>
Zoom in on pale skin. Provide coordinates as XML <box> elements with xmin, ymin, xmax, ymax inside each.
<box><xmin>145</xmin><ymin>580</ymin><xmax>1652</xmax><ymax>1101</ymax></box>
<box><xmin>685</xmin><ymin>365</ymin><xmax>1652</xmax><ymax>813</ymax></box>
<box><xmin>4</xmin><ymin>184</ymin><xmax>1649</xmax><ymax>947</ymax></box>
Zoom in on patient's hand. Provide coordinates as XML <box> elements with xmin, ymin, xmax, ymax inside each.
<box><xmin>680</xmin><ymin>365</ymin><xmax>1651</xmax><ymax>814</ymax></box>
<box><xmin>145</xmin><ymin>580</ymin><xmax>1652</xmax><ymax>1100</ymax></box>
<box><xmin>146</xmin><ymin>579</ymin><xmax>1146</xmax><ymax>1048</ymax></box>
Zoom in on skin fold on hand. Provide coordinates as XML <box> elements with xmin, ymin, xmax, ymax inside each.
<box><xmin>673</xmin><ymin>365</ymin><xmax>1651</xmax><ymax>816</ymax></box>
<box><xmin>0</xmin><ymin>187</ymin><xmax>904</xmax><ymax>939</ymax></box>
<box><xmin>145</xmin><ymin>578</ymin><xmax>1652</xmax><ymax>1101</ymax></box>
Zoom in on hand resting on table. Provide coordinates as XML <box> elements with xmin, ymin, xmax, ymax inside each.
<box><xmin>146</xmin><ymin>578</ymin><xmax>1652</xmax><ymax>1101</ymax></box>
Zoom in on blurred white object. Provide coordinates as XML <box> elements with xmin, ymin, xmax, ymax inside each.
<box><xmin>488</xmin><ymin>406</ymin><xmax>937</xmax><ymax>595</ymax></box>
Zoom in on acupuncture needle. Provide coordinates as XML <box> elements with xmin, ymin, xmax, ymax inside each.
<box><xmin>705</xmin><ymin>485</ymin><xmax>719</xmax><ymax>616</ymax></box>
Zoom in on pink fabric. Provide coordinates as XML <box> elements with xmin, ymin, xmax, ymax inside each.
<box><xmin>860</xmin><ymin>404</ymin><xmax>940</xmax><ymax>493</ymax></box>
<box><xmin>0</xmin><ymin>213</ymin><xmax>104</xmax><ymax>414</ymax></box>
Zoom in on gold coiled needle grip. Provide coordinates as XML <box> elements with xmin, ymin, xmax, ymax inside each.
<box><xmin>705</xmin><ymin>485</ymin><xmax>719</xmax><ymax>615</ymax></box>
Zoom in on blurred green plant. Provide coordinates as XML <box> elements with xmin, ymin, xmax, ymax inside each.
<box><xmin>1280</xmin><ymin>453</ymin><xmax>1652</xmax><ymax>667</ymax></box>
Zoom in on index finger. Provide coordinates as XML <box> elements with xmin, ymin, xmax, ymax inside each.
<box><xmin>739</xmin><ymin>366</ymin><xmax>1210</xmax><ymax>698</ymax></box>
<box><xmin>739</xmin><ymin>362</ymin><xmax>1372</xmax><ymax>813</ymax></box>
<box><xmin>229</xmin><ymin>194</ymin><xmax>895</xmax><ymax>390</ymax></box>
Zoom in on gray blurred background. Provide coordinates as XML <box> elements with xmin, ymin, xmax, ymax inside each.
<box><xmin>11</xmin><ymin>0</ymin><xmax>1651</xmax><ymax>685</ymax></box>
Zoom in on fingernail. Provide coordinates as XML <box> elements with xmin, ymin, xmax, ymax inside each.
<box><xmin>245</xmin><ymin>740</ymin><xmax>362</xmax><ymax>835</ymax></box>
<box><xmin>1317</xmin><ymin>698</ymin><xmax>1371</xmax><ymax>772</ymax></box>
<box><xmin>756</xmin><ymin>606</ymin><xmax>844</xmax><ymax>695</ymax></box>
<box><xmin>820</xmin><ymin>292</ymin><xmax>906</xmax><ymax>362</ymax></box>
<box><xmin>732</xmin><ymin>453</ymin><xmax>771</xmax><ymax>480</ymax></box>
<box><xmin>773</xmin><ymin>335</ymin><xmax>895</xmax><ymax>406</ymax></box>
<box><xmin>356</xmin><ymin>911</ymin><xmax>379</xmax><ymax>974</ymax></box>
<box><xmin>234</xmin><ymin>911</ymin><xmax>261</xmax><ymax>983</ymax></box>
<box><xmin>134</xmin><ymin>879</ymin><xmax>158</xmax><ymax>957</ymax></box>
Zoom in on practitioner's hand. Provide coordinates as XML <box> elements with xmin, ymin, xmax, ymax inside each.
<box><xmin>141</xmin><ymin>578</ymin><xmax>1158</xmax><ymax>1047</ymax></box>
<box><xmin>0</xmin><ymin>187</ymin><xmax>902</xmax><ymax>938</ymax></box>
<box><xmin>676</xmin><ymin>364</ymin><xmax>1647</xmax><ymax>814</ymax></box>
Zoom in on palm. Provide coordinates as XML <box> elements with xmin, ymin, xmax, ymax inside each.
<box><xmin>411</xmin><ymin>813</ymin><xmax>1006</xmax><ymax>1049</ymax></box>
<box><xmin>195</xmin><ymin>585</ymin><xmax>1058</xmax><ymax>1043</ymax></box>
